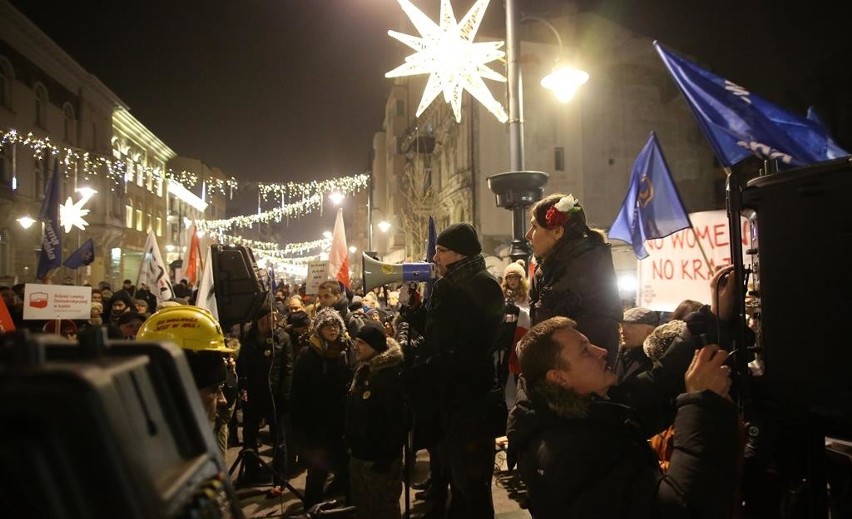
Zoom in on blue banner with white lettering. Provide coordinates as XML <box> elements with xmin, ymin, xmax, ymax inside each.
<box><xmin>655</xmin><ymin>42</ymin><xmax>849</xmax><ymax>168</ymax></box>
<box><xmin>37</xmin><ymin>160</ymin><xmax>62</xmax><ymax>280</ymax></box>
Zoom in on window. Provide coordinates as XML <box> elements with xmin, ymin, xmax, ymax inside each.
<box><xmin>156</xmin><ymin>216</ymin><xmax>163</xmax><ymax>237</ymax></box>
<box><xmin>147</xmin><ymin>212</ymin><xmax>153</xmax><ymax>232</ymax></box>
<box><xmin>33</xmin><ymin>82</ymin><xmax>48</xmax><ymax>128</ymax></box>
<box><xmin>125</xmin><ymin>159</ymin><xmax>135</xmax><ymax>184</ymax></box>
<box><xmin>135</xmin><ymin>209</ymin><xmax>143</xmax><ymax>231</ymax></box>
<box><xmin>63</xmin><ymin>103</ymin><xmax>76</xmax><ymax>144</ymax></box>
<box><xmin>554</xmin><ymin>147</ymin><xmax>565</xmax><ymax>172</ymax></box>
<box><xmin>137</xmin><ymin>166</ymin><xmax>145</xmax><ymax>187</ymax></box>
<box><xmin>0</xmin><ymin>57</ymin><xmax>13</xmax><ymax>109</ymax></box>
<box><xmin>125</xmin><ymin>200</ymin><xmax>133</xmax><ymax>228</ymax></box>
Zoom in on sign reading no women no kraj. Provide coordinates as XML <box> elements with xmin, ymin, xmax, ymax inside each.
<box><xmin>637</xmin><ymin>210</ymin><xmax>750</xmax><ymax>311</ymax></box>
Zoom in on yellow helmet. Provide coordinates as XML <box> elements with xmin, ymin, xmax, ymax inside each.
<box><xmin>136</xmin><ymin>305</ymin><xmax>237</xmax><ymax>354</ymax></box>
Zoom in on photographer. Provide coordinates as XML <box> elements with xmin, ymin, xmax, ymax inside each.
<box><xmin>507</xmin><ymin>265</ymin><xmax>742</xmax><ymax>518</ymax></box>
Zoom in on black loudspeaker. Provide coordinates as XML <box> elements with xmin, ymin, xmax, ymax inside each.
<box><xmin>210</xmin><ymin>244</ymin><xmax>269</xmax><ymax>329</ymax></box>
<box><xmin>742</xmin><ymin>158</ymin><xmax>852</xmax><ymax>428</ymax></box>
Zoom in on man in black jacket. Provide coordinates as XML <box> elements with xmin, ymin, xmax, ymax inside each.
<box><xmin>421</xmin><ymin>223</ymin><xmax>505</xmax><ymax>518</ymax></box>
<box><xmin>507</xmin><ymin>266</ymin><xmax>741</xmax><ymax>518</ymax></box>
<box><xmin>236</xmin><ymin>305</ymin><xmax>294</xmax><ymax>486</ymax></box>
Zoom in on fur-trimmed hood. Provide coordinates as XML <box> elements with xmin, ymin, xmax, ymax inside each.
<box><xmin>361</xmin><ymin>338</ymin><xmax>403</xmax><ymax>372</ymax></box>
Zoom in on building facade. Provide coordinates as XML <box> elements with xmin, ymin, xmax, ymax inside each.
<box><xmin>368</xmin><ymin>9</ymin><xmax>724</xmax><ymax>290</ymax></box>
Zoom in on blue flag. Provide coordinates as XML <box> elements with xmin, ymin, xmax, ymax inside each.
<box><xmin>609</xmin><ymin>132</ymin><xmax>691</xmax><ymax>260</ymax></box>
<box><xmin>37</xmin><ymin>160</ymin><xmax>62</xmax><ymax>279</ymax></box>
<box><xmin>655</xmin><ymin>42</ymin><xmax>850</xmax><ymax>168</ymax></box>
<box><xmin>63</xmin><ymin>238</ymin><xmax>95</xmax><ymax>269</ymax></box>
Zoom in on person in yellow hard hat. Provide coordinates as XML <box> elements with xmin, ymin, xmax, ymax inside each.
<box><xmin>136</xmin><ymin>306</ymin><xmax>239</xmax><ymax>435</ymax></box>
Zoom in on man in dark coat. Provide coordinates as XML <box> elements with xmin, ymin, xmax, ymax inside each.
<box><xmin>236</xmin><ymin>305</ymin><xmax>294</xmax><ymax>486</ymax></box>
<box><xmin>507</xmin><ymin>265</ymin><xmax>742</xmax><ymax>519</ymax></box>
<box><xmin>420</xmin><ymin>222</ymin><xmax>505</xmax><ymax>518</ymax></box>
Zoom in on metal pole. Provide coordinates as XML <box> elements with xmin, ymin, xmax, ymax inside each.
<box><xmin>367</xmin><ymin>173</ymin><xmax>374</xmax><ymax>253</ymax></box>
<box><xmin>506</xmin><ymin>0</ymin><xmax>524</xmax><ymax>173</ymax></box>
<box><xmin>488</xmin><ymin>1</ymin><xmax>550</xmax><ymax>264</ymax></box>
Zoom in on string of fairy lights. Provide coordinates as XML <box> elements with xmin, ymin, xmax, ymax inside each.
<box><xmin>2</xmin><ymin>127</ymin><xmax>368</xmax><ymax>272</ymax></box>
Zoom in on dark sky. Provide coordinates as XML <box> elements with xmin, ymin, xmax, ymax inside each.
<box><xmin>11</xmin><ymin>0</ymin><xmax>851</xmax><ymax>242</ymax></box>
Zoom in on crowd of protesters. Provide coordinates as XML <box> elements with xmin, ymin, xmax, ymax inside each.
<box><xmin>3</xmin><ymin>193</ymin><xmax>845</xmax><ymax>518</ymax></box>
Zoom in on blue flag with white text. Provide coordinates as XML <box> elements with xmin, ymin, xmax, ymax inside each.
<box><xmin>37</xmin><ymin>160</ymin><xmax>62</xmax><ymax>280</ymax></box>
<box><xmin>63</xmin><ymin>238</ymin><xmax>95</xmax><ymax>269</ymax></box>
<box><xmin>655</xmin><ymin>42</ymin><xmax>850</xmax><ymax>168</ymax></box>
<box><xmin>609</xmin><ymin>132</ymin><xmax>691</xmax><ymax>260</ymax></box>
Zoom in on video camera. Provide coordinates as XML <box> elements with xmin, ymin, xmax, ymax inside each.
<box><xmin>729</xmin><ymin>157</ymin><xmax>852</xmax><ymax>434</ymax></box>
<box><xmin>0</xmin><ymin>328</ymin><xmax>244</xmax><ymax>518</ymax></box>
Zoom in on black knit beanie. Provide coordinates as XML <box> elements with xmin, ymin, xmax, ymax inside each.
<box><xmin>356</xmin><ymin>321</ymin><xmax>388</xmax><ymax>352</ymax></box>
<box><xmin>436</xmin><ymin>223</ymin><xmax>481</xmax><ymax>257</ymax></box>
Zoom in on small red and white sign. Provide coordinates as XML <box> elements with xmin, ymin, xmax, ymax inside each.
<box><xmin>23</xmin><ymin>284</ymin><xmax>92</xmax><ymax>320</ymax></box>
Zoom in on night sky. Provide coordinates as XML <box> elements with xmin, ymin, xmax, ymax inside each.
<box><xmin>10</xmin><ymin>0</ymin><xmax>851</xmax><ymax>243</ymax></box>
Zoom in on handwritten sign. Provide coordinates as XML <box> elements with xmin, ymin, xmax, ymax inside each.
<box><xmin>23</xmin><ymin>284</ymin><xmax>92</xmax><ymax>320</ymax></box>
<box><xmin>637</xmin><ymin>210</ymin><xmax>750</xmax><ymax>311</ymax></box>
<box><xmin>305</xmin><ymin>260</ymin><xmax>330</xmax><ymax>295</ymax></box>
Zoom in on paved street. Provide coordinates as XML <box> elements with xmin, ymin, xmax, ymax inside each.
<box><xmin>225</xmin><ymin>436</ymin><xmax>531</xmax><ymax>518</ymax></box>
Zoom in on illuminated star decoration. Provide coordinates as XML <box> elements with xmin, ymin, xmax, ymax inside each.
<box><xmin>386</xmin><ymin>0</ymin><xmax>508</xmax><ymax>123</ymax></box>
<box><xmin>59</xmin><ymin>196</ymin><xmax>91</xmax><ymax>233</ymax></box>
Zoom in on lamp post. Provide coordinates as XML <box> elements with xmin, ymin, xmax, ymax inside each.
<box><xmin>487</xmin><ymin>2</ymin><xmax>588</xmax><ymax>264</ymax></box>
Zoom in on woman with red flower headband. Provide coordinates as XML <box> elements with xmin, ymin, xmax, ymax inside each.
<box><xmin>525</xmin><ymin>193</ymin><xmax>623</xmax><ymax>365</ymax></box>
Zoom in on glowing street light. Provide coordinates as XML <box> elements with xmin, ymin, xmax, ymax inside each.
<box><xmin>541</xmin><ymin>62</ymin><xmax>589</xmax><ymax>103</ymax></box>
<box><xmin>17</xmin><ymin>216</ymin><xmax>36</xmax><ymax>229</ymax></box>
<box><xmin>76</xmin><ymin>186</ymin><xmax>98</xmax><ymax>202</ymax></box>
<box><xmin>328</xmin><ymin>192</ymin><xmax>345</xmax><ymax>206</ymax></box>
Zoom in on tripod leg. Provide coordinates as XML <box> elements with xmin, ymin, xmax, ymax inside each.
<box><xmin>255</xmin><ymin>455</ymin><xmax>306</xmax><ymax>502</ymax></box>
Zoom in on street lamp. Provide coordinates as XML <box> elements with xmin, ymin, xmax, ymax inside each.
<box><xmin>17</xmin><ymin>216</ymin><xmax>36</xmax><ymax>230</ymax></box>
<box><xmin>368</xmin><ymin>205</ymin><xmax>391</xmax><ymax>257</ymax></box>
<box><xmin>487</xmin><ymin>2</ymin><xmax>589</xmax><ymax>263</ymax></box>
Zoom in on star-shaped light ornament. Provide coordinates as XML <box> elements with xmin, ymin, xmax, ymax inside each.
<box><xmin>59</xmin><ymin>196</ymin><xmax>91</xmax><ymax>233</ymax></box>
<box><xmin>386</xmin><ymin>0</ymin><xmax>508</xmax><ymax>123</ymax></box>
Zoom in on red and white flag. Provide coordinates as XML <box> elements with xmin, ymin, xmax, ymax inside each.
<box><xmin>184</xmin><ymin>224</ymin><xmax>202</xmax><ymax>286</ymax></box>
<box><xmin>328</xmin><ymin>208</ymin><xmax>350</xmax><ymax>288</ymax></box>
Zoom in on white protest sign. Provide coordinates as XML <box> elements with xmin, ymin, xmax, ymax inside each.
<box><xmin>305</xmin><ymin>260</ymin><xmax>330</xmax><ymax>295</ymax></box>
<box><xmin>637</xmin><ymin>210</ymin><xmax>750</xmax><ymax>311</ymax></box>
<box><xmin>23</xmin><ymin>283</ymin><xmax>92</xmax><ymax>320</ymax></box>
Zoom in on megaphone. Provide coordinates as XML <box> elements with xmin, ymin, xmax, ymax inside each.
<box><xmin>362</xmin><ymin>252</ymin><xmax>436</xmax><ymax>291</ymax></box>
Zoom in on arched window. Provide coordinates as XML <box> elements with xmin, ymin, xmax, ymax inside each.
<box><xmin>33</xmin><ymin>82</ymin><xmax>48</xmax><ymax>128</ymax></box>
<box><xmin>0</xmin><ymin>57</ymin><xmax>13</xmax><ymax>109</ymax></box>
<box><xmin>125</xmin><ymin>198</ymin><xmax>134</xmax><ymax>229</ymax></box>
<box><xmin>63</xmin><ymin>103</ymin><xmax>76</xmax><ymax>144</ymax></box>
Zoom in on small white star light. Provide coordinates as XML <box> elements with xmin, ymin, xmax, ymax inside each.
<box><xmin>386</xmin><ymin>0</ymin><xmax>508</xmax><ymax>123</ymax></box>
<box><xmin>59</xmin><ymin>196</ymin><xmax>91</xmax><ymax>233</ymax></box>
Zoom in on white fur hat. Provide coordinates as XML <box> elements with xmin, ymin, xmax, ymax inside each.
<box><xmin>643</xmin><ymin>319</ymin><xmax>688</xmax><ymax>361</ymax></box>
<box><xmin>503</xmin><ymin>259</ymin><xmax>526</xmax><ymax>279</ymax></box>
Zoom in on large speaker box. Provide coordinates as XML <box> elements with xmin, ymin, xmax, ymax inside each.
<box><xmin>742</xmin><ymin>158</ymin><xmax>852</xmax><ymax>429</ymax></box>
<box><xmin>210</xmin><ymin>244</ymin><xmax>269</xmax><ymax>329</ymax></box>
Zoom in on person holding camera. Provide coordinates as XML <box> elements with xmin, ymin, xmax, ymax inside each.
<box><xmin>506</xmin><ymin>265</ymin><xmax>742</xmax><ymax>518</ymax></box>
